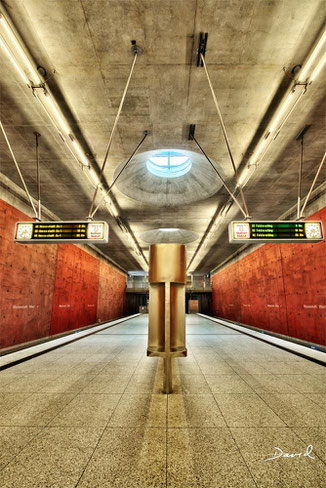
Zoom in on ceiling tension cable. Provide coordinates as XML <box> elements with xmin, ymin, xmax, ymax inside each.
<box><xmin>0</xmin><ymin>119</ymin><xmax>39</xmax><ymax>220</ymax></box>
<box><xmin>90</xmin><ymin>130</ymin><xmax>151</xmax><ymax>220</ymax></box>
<box><xmin>87</xmin><ymin>40</ymin><xmax>142</xmax><ymax>220</ymax></box>
<box><xmin>188</xmin><ymin>125</ymin><xmax>247</xmax><ymax>219</ymax></box>
<box><xmin>295</xmin><ymin>125</ymin><xmax>310</xmax><ymax>220</ymax></box>
<box><xmin>197</xmin><ymin>33</ymin><xmax>251</xmax><ymax>220</ymax></box>
<box><xmin>34</xmin><ymin>131</ymin><xmax>42</xmax><ymax>221</ymax></box>
<box><xmin>300</xmin><ymin>150</ymin><xmax>326</xmax><ymax>219</ymax></box>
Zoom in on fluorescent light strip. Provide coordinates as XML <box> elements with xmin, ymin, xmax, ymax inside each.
<box><xmin>298</xmin><ymin>29</ymin><xmax>326</xmax><ymax>82</ymax></box>
<box><xmin>104</xmin><ymin>200</ymin><xmax>119</xmax><ymax>218</ymax></box>
<box><xmin>242</xmin><ymin>28</ymin><xmax>326</xmax><ymax>188</ymax></box>
<box><xmin>310</xmin><ymin>53</ymin><xmax>326</xmax><ymax>82</ymax></box>
<box><xmin>71</xmin><ymin>139</ymin><xmax>89</xmax><ymax>166</ymax></box>
<box><xmin>272</xmin><ymin>87</ymin><xmax>306</xmax><ymax>139</ymax></box>
<box><xmin>0</xmin><ymin>13</ymin><xmax>39</xmax><ymax>84</ymax></box>
<box><xmin>43</xmin><ymin>94</ymin><xmax>70</xmax><ymax>135</ymax></box>
<box><xmin>268</xmin><ymin>91</ymin><xmax>295</xmax><ymax>134</ymax></box>
<box><xmin>0</xmin><ymin>8</ymin><xmax>89</xmax><ymax>171</ymax></box>
<box><xmin>0</xmin><ymin>36</ymin><xmax>30</xmax><ymax>84</ymax></box>
<box><xmin>238</xmin><ymin>164</ymin><xmax>256</xmax><ymax>187</ymax></box>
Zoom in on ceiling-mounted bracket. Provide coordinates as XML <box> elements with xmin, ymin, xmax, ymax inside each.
<box><xmin>295</xmin><ymin>124</ymin><xmax>311</xmax><ymax>141</ymax></box>
<box><xmin>188</xmin><ymin>124</ymin><xmax>196</xmax><ymax>140</ymax></box>
<box><xmin>131</xmin><ymin>40</ymin><xmax>142</xmax><ymax>56</ymax></box>
<box><xmin>197</xmin><ymin>33</ymin><xmax>208</xmax><ymax>67</ymax></box>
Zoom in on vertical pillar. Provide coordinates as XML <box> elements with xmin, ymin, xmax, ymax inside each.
<box><xmin>147</xmin><ymin>244</ymin><xmax>187</xmax><ymax>393</ymax></box>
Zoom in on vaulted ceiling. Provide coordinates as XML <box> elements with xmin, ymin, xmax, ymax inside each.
<box><xmin>0</xmin><ymin>0</ymin><xmax>325</xmax><ymax>273</ymax></box>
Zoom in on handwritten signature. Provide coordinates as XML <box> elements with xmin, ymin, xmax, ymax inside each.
<box><xmin>265</xmin><ymin>445</ymin><xmax>315</xmax><ymax>461</ymax></box>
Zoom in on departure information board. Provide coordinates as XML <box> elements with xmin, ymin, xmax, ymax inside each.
<box><xmin>14</xmin><ymin>221</ymin><xmax>109</xmax><ymax>244</ymax></box>
<box><xmin>229</xmin><ymin>221</ymin><xmax>323</xmax><ymax>244</ymax></box>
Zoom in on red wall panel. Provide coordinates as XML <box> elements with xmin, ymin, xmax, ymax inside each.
<box><xmin>0</xmin><ymin>200</ymin><xmax>57</xmax><ymax>348</ymax></box>
<box><xmin>212</xmin><ymin>207</ymin><xmax>326</xmax><ymax>345</ymax></box>
<box><xmin>0</xmin><ymin>199</ymin><xmax>127</xmax><ymax>349</ymax></box>
<box><xmin>280</xmin><ymin>208</ymin><xmax>326</xmax><ymax>344</ymax></box>
<box><xmin>50</xmin><ymin>245</ymin><xmax>100</xmax><ymax>335</ymax></box>
<box><xmin>97</xmin><ymin>260</ymin><xmax>126</xmax><ymax>322</ymax></box>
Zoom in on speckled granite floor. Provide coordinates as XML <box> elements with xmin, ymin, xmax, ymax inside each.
<box><xmin>0</xmin><ymin>314</ymin><xmax>325</xmax><ymax>487</ymax></box>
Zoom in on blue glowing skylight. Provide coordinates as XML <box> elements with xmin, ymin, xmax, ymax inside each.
<box><xmin>146</xmin><ymin>150</ymin><xmax>192</xmax><ymax>178</ymax></box>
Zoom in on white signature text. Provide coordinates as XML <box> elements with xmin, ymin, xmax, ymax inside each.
<box><xmin>265</xmin><ymin>445</ymin><xmax>315</xmax><ymax>461</ymax></box>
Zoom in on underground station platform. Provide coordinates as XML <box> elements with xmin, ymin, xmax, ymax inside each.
<box><xmin>0</xmin><ymin>1</ymin><xmax>325</xmax><ymax>487</ymax></box>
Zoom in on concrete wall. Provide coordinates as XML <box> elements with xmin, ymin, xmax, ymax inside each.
<box><xmin>212</xmin><ymin>207</ymin><xmax>326</xmax><ymax>346</ymax></box>
<box><xmin>0</xmin><ymin>199</ymin><xmax>126</xmax><ymax>349</ymax></box>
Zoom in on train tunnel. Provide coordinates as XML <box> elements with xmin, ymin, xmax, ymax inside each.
<box><xmin>0</xmin><ymin>1</ymin><xmax>325</xmax><ymax>487</ymax></box>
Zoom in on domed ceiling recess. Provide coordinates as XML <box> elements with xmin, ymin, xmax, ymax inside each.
<box><xmin>114</xmin><ymin>148</ymin><xmax>224</xmax><ymax>206</ymax></box>
<box><xmin>140</xmin><ymin>228</ymin><xmax>199</xmax><ymax>244</ymax></box>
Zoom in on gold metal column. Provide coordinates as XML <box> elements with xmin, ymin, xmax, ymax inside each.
<box><xmin>147</xmin><ymin>243</ymin><xmax>187</xmax><ymax>393</ymax></box>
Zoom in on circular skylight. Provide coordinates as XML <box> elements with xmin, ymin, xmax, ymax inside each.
<box><xmin>146</xmin><ymin>150</ymin><xmax>192</xmax><ymax>178</ymax></box>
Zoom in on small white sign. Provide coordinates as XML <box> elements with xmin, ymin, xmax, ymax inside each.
<box><xmin>233</xmin><ymin>222</ymin><xmax>250</xmax><ymax>239</ymax></box>
<box><xmin>87</xmin><ymin>222</ymin><xmax>105</xmax><ymax>240</ymax></box>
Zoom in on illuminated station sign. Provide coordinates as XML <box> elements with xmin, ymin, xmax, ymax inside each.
<box><xmin>229</xmin><ymin>221</ymin><xmax>324</xmax><ymax>244</ymax></box>
<box><xmin>14</xmin><ymin>221</ymin><xmax>109</xmax><ymax>244</ymax></box>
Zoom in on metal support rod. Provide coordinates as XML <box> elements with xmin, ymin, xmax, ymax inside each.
<box><xmin>297</xmin><ymin>136</ymin><xmax>303</xmax><ymax>220</ymax></box>
<box><xmin>88</xmin><ymin>51</ymin><xmax>139</xmax><ymax>219</ymax></box>
<box><xmin>200</xmin><ymin>52</ymin><xmax>250</xmax><ymax>219</ymax></box>
<box><xmin>163</xmin><ymin>282</ymin><xmax>172</xmax><ymax>394</ymax></box>
<box><xmin>90</xmin><ymin>130</ymin><xmax>149</xmax><ymax>219</ymax></box>
<box><xmin>193</xmin><ymin>136</ymin><xmax>247</xmax><ymax>219</ymax></box>
<box><xmin>34</xmin><ymin>131</ymin><xmax>42</xmax><ymax>221</ymax></box>
<box><xmin>300</xmin><ymin>151</ymin><xmax>326</xmax><ymax>217</ymax></box>
<box><xmin>0</xmin><ymin>120</ymin><xmax>38</xmax><ymax>219</ymax></box>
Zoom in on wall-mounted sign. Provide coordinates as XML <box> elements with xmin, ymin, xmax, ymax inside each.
<box><xmin>14</xmin><ymin>221</ymin><xmax>109</xmax><ymax>244</ymax></box>
<box><xmin>229</xmin><ymin>221</ymin><xmax>323</xmax><ymax>244</ymax></box>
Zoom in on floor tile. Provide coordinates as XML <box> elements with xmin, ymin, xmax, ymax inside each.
<box><xmin>213</xmin><ymin>393</ymin><xmax>286</xmax><ymax>427</ymax></box>
<box><xmin>0</xmin><ymin>427</ymin><xmax>101</xmax><ymax>487</ymax></box>
<box><xmin>109</xmin><ymin>393</ymin><xmax>167</xmax><ymax>427</ymax></box>
<box><xmin>124</xmin><ymin>373</ymin><xmax>162</xmax><ymax>394</ymax></box>
<box><xmin>0</xmin><ymin>373</ymin><xmax>62</xmax><ymax>393</ymax></box>
<box><xmin>168</xmin><ymin>394</ymin><xmax>226</xmax><ymax>427</ymax></box>
<box><xmin>50</xmin><ymin>393</ymin><xmax>121</xmax><ymax>428</ymax></box>
<box><xmin>78</xmin><ymin>427</ymin><xmax>166</xmax><ymax>488</ymax></box>
<box><xmin>197</xmin><ymin>361</ymin><xmax>236</xmax><ymax>375</ymax></box>
<box><xmin>260</xmin><ymin>362</ymin><xmax>307</xmax><ymax>375</ymax></box>
<box><xmin>241</xmin><ymin>374</ymin><xmax>298</xmax><ymax>393</ymax></box>
<box><xmin>167</xmin><ymin>428</ymin><xmax>255</xmax><ymax>488</ymax></box>
<box><xmin>225</xmin><ymin>360</ymin><xmax>270</xmax><ymax>375</ymax></box>
<box><xmin>0</xmin><ymin>393</ymin><xmax>74</xmax><ymax>426</ymax></box>
<box><xmin>39</xmin><ymin>373</ymin><xmax>95</xmax><ymax>394</ymax></box>
<box><xmin>281</xmin><ymin>374</ymin><xmax>326</xmax><ymax>393</ymax></box>
<box><xmin>82</xmin><ymin>374</ymin><xmax>132</xmax><ymax>394</ymax></box>
<box><xmin>304</xmin><ymin>393</ymin><xmax>326</xmax><ymax>409</ymax></box>
<box><xmin>0</xmin><ymin>392</ymin><xmax>31</xmax><ymax>412</ymax></box>
<box><xmin>205</xmin><ymin>374</ymin><xmax>254</xmax><ymax>393</ymax></box>
<box><xmin>0</xmin><ymin>426</ymin><xmax>41</xmax><ymax>469</ymax></box>
<box><xmin>172</xmin><ymin>375</ymin><xmax>212</xmax><ymax>395</ymax></box>
<box><xmin>260</xmin><ymin>393</ymin><xmax>326</xmax><ymax>427</ymax></box>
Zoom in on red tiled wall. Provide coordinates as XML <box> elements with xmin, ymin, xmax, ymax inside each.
<box><xmin>212</xmin><ymin>207</ymin><xmax>326</xmax><ymax>345</ymax></box>
<box><xmin>0</xmin><ymin>201</ymin><xmax>57</xmax><ymax>348</ymax></box>
<box><xmin>49</xmin><ymin>245</ymin><xmax>100</xmax><ymax>335</ymax></box>
<box><xmin>97</xmin><ymin>260</ymin><xmax>126</xmax><ymax>322</ymax></box>
<box><xmin>0</xmin><ymin>199</ymin><xmax>127</xmax><ymax>348</ymax></box>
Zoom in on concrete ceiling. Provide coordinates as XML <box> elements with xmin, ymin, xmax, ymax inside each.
<box><xmin>0</xmin><ymin>0</ymin><xmax>325</xmax><ymax>273</ymax></box>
